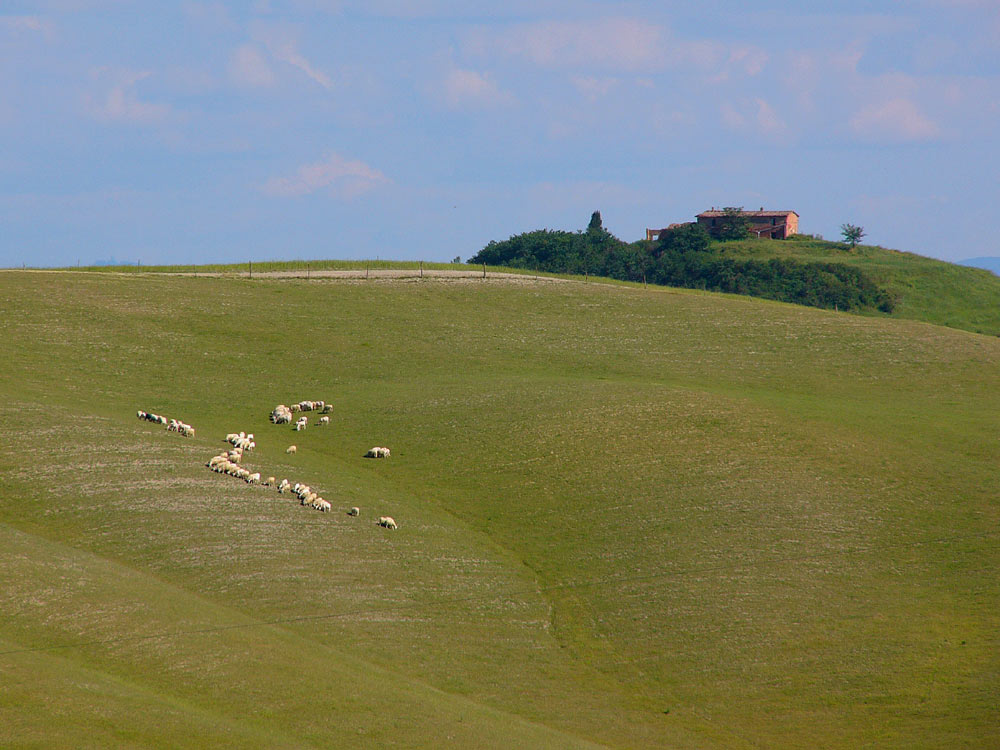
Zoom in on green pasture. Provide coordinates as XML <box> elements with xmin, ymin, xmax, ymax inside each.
<box><xmin>718</xmin><ymin>236</ymin><xmax>1000</xmax><ymax>336</ymax></box>
<box><xmin>0</xmin><ymin>271</ymin><xmax>996</xmax><ymax>748</ymax></box>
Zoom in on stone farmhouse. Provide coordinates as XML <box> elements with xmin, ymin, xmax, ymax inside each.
<box><xmin>697</xmin><ymin>208</ymin><xmax>799</xmax><ymax>239</ymax></box>
<box><xmin>646</xmin><ymin>208</ymin><xmax>799</xmax><ymax>242</ymax></box>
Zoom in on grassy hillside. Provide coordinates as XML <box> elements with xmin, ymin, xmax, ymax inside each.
<box><xmin>0</xmin><ymin>270</ymin><xmax>997</xmax><ymax>748</ymax></box>
<box><xmin>718</xmin><ymin>236</ymin><xmax>1000</xmax><ymax>336</ymax></box>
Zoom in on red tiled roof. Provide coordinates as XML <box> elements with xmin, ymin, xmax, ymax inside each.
<box><xmin>697</xmin><ymin>210</ymin><xmax>798</xmax><ymax>218</ymax></box>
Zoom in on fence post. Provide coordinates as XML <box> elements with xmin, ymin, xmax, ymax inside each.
<box><xmin>249</xmin><ymin>260</ymin><xmax>252</xmax><ymax>279</ymax></box>
<box><xmin>643</xmin><ymin>274</ymin><xmax>646</xmax><ymax>289</ymax></box>
<box><xmin>420</xmin><ymin>260</ymin><xmax>423</xmax><ymax>278</ymax></box>
<box><xmin>482</xmin><ymin>263</ymin><xmax>486</xmax><ymax>279</ymax></box>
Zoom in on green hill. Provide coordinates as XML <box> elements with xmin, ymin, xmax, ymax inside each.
<box><xmin>1</xmin><ymin>270</ymin><xmax>997</xmax><ymax>748</ymax></box>
<box><xmin>718</xmin><ymin>236</ymin><xmax>1000</xmax><ymax>336</ymax></box>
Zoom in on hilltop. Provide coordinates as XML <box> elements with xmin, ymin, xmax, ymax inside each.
<box><xmin>719</xmin><ymin>235</ymin><xmax>1000</xmax><ymax>336</ymax></box>
<box><xmin>470</xmin><ymin>216</ymin><xmax>1000</xmax><ymax>337</ymax></box>
<box><xmin>1</xmin><ymin>269</ymin><xmax>997</xmax><ymax>747</ymax></box>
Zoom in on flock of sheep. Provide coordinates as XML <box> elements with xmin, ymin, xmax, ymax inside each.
<box><xmin>137</xmin><ymin>401</ymin><xmax>396</xmax><ymax>529</ymax></box>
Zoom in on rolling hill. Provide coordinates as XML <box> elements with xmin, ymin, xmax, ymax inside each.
<box><xmin>0</xmin><ymin>268</ymin><xmax>997</xmax><ymax>748</ymax></box>
<box><xmin>717</xmin><ymin>237</ymin><xmax>1000</xmax><ymax>336</ymax></box>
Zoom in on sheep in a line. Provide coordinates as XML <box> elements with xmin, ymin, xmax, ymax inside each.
<box><xmin>247</xmin><ymin>472</ymin><xmax>261</xmax><ymax>485</ymax></box>
<box><xmin>167</xmin><ymin>419</ymin><xmax>195</xmax><ymax>437</ymax></box>
<box><xmin>313</xmin><ymin>497</ymin><xmax>331</xmax><ymax>512</ymax></box>
<box><xmin>278</xmin><ymin>479</ymin><xmax>290</xmax><ymax>493</ymax></box>
<box><xmin>377</xmin><ymin>516</ymin><xmax>398</xmax><ymax>530</ymax></box>
<box><xmin>264</xmin><ymin>476</ymin><xmax>275</xmax><ymax>487</ymax></box>
<box><xmin>365</xmin><ymin>446</ymin><xmax>391</xmax><ymax>459</ymax></box>
<box><xmin>226</xmin><ymin>433</ymin><xmax>255</xmax><ymax>451</ymax></box>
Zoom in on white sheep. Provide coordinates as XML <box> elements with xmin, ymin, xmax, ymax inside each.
<box><xmin>365</xmin><ymin>447</ymin><xmax>390</xmax><ymax>459</ymax></box>
<box><xmin>247</xmin><ymin>472</ymin><xmax>261</xmax><ymax>485</ymax></box>
<box><xmin>318</xmin><ymin>416</ymin><xmax>330</xmax><ymax>426</ymax></box>
<box><xmin>286</xmin><ymin>445</ymin><xmax>297</xmax><ymax>454</ymax></box>
<box><xmin>377</xmin><ymin>516</ymin><xmax>397</xmax><ymax>530</ymax></box>
<box><xmin>348</xmin><ymin>507</ymin><xmax>360</xmax><ymax>517</ymax></box>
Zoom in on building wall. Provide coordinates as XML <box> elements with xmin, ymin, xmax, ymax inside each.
<box><xmin>696</xmin><ymin>212</ymin><xmax>798</xmax><ymax>239</ymax></box>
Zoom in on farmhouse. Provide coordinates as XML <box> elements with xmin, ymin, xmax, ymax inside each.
<box><xmin>646</xmin><ymin>209</ymin><xmax>799</xmax><ymax>242</ymax></box>
<box><xmin>696</xmin><ymin>208</ymin><xmax>799</xmax><ymax>239</ymax></box>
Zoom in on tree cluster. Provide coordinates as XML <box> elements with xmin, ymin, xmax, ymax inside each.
<box><xmin>469</xmin><ymin>213</ymin><xmax>894</xmax><ymax>313</ymax></box>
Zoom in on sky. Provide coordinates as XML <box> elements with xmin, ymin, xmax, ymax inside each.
<box><xmin>2</xmin><ymin>0</ymin><xmax>999</xmax><ymax>267</ymax></box>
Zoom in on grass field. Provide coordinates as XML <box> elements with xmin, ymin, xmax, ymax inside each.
<box><xmin>0</xmin><ymin>270</ymin><xmax>997</xmax><ymax>748</ymax></box>
<box><xmin>718</xmin><ymin>236</ymin><xmax>1000</xmax><ymax>336</ymax></box>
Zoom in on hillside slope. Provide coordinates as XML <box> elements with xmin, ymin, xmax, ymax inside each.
<box><xmin>718</xmin><ymin>237</ymin><xmax>1000</xmax><ymax>335</ymax></box>
<box><xmin>0</xmin><ymin>271</ymin><xmax>997</xmax><ymax>748</ymax></box>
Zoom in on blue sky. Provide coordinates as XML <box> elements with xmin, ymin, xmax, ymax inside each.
<box><xmin>2</xmin><ymin>0</ymin><xmax>998</xmax><ymax>267</ymax></box>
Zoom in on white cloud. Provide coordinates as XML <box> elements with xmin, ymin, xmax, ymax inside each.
<box><xmin>465</xmin><ymin>17</ymin><xmax>773</xmax><ymax>81</ymax></box>
<box><xmin>720</xmin><ymin>98</ymin><xmax>785</xmax><ymax>137</ymax></box>
<box><xmin>755</xmin><ymin>98</ymin><xmax>785</xmax><ymax>135</ymax></box>
<box><xmin>572</xmin><ymin>76</ymin><xmax>618</xmax><ymax>100</ymax></box>
<box><xmin>182</xmin><ymin>2</ymin><xmax>235</xmax><ymax>31</ymax></box>
<box><xmin>469</xmin><ymin>18</ymin><xmax>666</xmax><ymax>72</ymax></box>
<box><xmin>0</xmin><ymin>15</ymin><xmax>53</xmax><ymax>37</ymax></box>
<box><xmin>253</xmin><ymin>28</ymin><xmax>334</xmax><ymax>90</ymax></box>
<box><xmin>850</xmin><ymin>98</ymin><xmax>941</xmax><ymax>141</ymax></box>
<box><xmin>729</xmin><ymin>46</ymin><xmax>768</xmax><ymax>76</ymax></box>
<box><xmin>443</xmin><ymin>68</ymin><xmax>513</xmax><ymax>108</ymax></box>
<box><xmin>262</xmin><ymin>152</ymin><xmax>388</xmax><ymax>198</ymax></box>
<box><xmin>229</xmin><ymin>44</ymin><xmax>276</xmax><ymax>87</ymax></box>
<box><xmin>86</xmin><ymin>69</ymin><xmax>170</xmax><ymax>124</ymax></box>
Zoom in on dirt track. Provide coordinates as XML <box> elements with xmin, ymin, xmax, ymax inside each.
<box><xmin>3</xmin><ymin>268</ymin><xmax>575</xmax><ymax>284</ymax></box>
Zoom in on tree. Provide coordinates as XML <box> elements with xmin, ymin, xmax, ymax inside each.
<box><xmin>717</xmin><ymin>206</ymin><xmax>751</xmax><ymax>241</ymax></box>
<box><xmin>840</xmin><ymin>223</ymin><xmax>865</xmax><ymax>249</ymax></box>
<box><xmin>588</xmin><ymin>210</ymin><xmax>603</xmax><ymax>233</ymax></box>
<box><xmin>656</xmin><ymin>222</ymin><xmax>711</xmax><ymax>256</ymax></box>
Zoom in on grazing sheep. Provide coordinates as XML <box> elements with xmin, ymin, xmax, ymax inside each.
<box><xmin>348</xmin><ymin>507</ymin><xmax>360</xmax><ymax>517</ymax></box>
<box><xmin>286</xmin><ymin>445</ymin><xmax>297</xmax><ymax>454</ymax></box>
<box><xmin>365</xmin><ymin>446</ymin><xmax>390</xmax><ymax>459</ymax></box>
<box><xmin>318</xmin><ymin>416</ymin><xmax>330</xmax><ymax>426</ymax></box>
<box><xmin>321</xmin><ymin>403</ymin><xmax>333</xmax><ymax>414</ymax></box>
<box><xmin>377</xmin><ymin>516</ymin><xmax>397</xmax><ymax>530</ymax></box>
<box><xmin>247</xmin><ymin>472</ymin><xmax>261</xmax><ymax>485</ymax></box>
<box><xmin>264</xmin><ymin>476</ymin><xmax>275</xmax><ymax>487</ymax></box>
